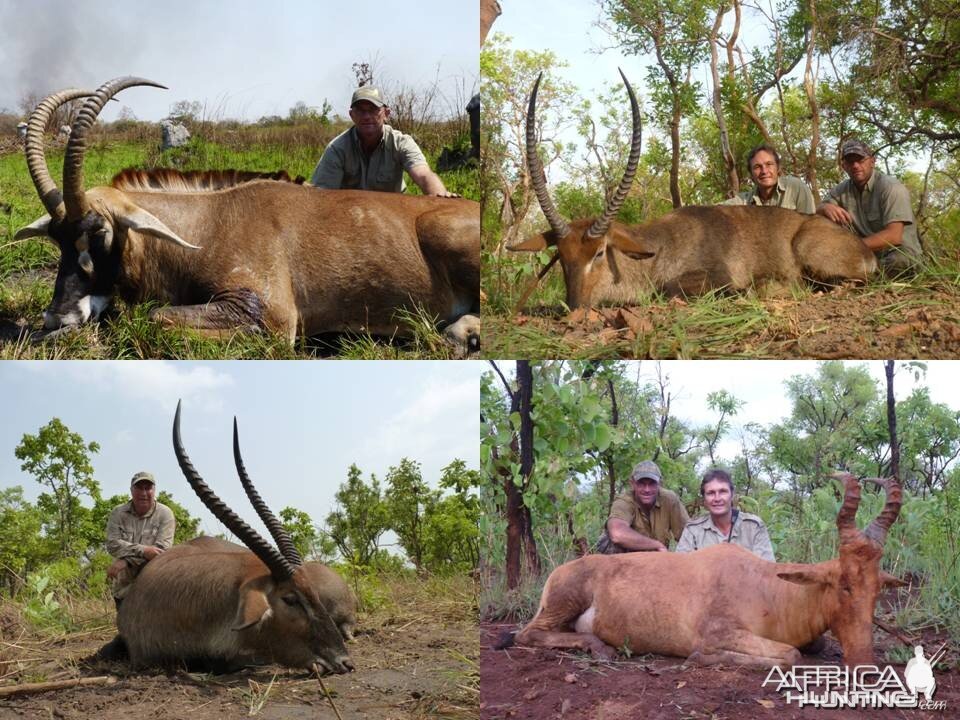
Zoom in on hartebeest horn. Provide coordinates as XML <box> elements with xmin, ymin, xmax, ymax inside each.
<box><xmin>233</xmin><ymin>418</ymin><xmax>304</xmax><ymax>566</ymax></box>
<box><xmin>24</xmin><ymin>88</ymin><xmax>94</xmax><ymax>221</ymax></box>
<box><xmin>833</xmin><ymin>471</ymin><xmax>863</xmax><ymax>545</ymax></box>
<box><xmin>172</xmin><ymin>400</ymin><xmax>297</xmax><ymax>581</ymax></box>
<box><xmin>863</xmin><ymin>477</ymin><xmax>902</xmax><ymax>546</ymax></box>
<box><xmin>63</xmin><ymin>76</ymin><xmax>167</xmax><ymax>221</ymax></box>
<box><xmin>526</xmin><ymin>73</ymin><xmax>570</xmax><ymax>240</ymax></box>
<box><xmin>585</xmin><ymin>69</ymin><xmax>643</xmax><ymax>240</ymax></box>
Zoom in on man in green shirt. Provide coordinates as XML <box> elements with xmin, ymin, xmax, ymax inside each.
<box><xmin>817</xmin><ymin>139</ymin><xmax>922</xmax><ymax>276</ymax></box>
<box><xmin>722</xmin><ymin>145</ymin><xmax>815</xmax><ymax>213</ymax></box>
<box><xmin>596</xmin><ymin>460</ymin><xmax>689</xmax><ymax>553</ymax></box>
<box><xmin>310</xmin><ymin>86</ymin><xmax>457</xmax><ymax>197</ymax></box>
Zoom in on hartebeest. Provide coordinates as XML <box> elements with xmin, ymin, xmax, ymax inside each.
<box><xmin>507</xmin><ymin>73</ymin><xmax>876</xmax><ymax>309</ymax></box>
<box><xmin>16</xmin><ymin>78</ymin><xmax>480</xmax><ymax>354</ymax></box>
<box><xmin>113</xmin><ymin>402</ymin><xmax>354</xmax><ymax>673</ymax></box>
<box><xmin>499</xmin><ymin>473</ymin><xmax>902</xmax><ymax>667</ymax></box>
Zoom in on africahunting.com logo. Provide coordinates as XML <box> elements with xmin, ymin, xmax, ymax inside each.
<box><xmin>762</xmin><ymin>644</ymin><xmax>948</xmax><ymax>710</ymax></box>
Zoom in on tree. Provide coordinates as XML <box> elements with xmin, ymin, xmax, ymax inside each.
<box><xmin>0</xmin><ymin>488</ymin><xmax>44</xmax><ymax>595</ymax></box>
<box><xmin>324</xmin><ymin>464</ymin><xmax>389</xmax><ymax>567</ymax></box>
<box><xmin>422</xmin><ymin>460</ymin><xmax>481</xmax><ymax>572</ymax></box>
<box><xmin>167</xmin><ymin>100</ymin><xmax>203</xmax><ymax>122</ymax></box>
<box><xmin>384</xmin><ymin>459</ymin><xmax>438</xmax><ymax>572</ymax></box>
<box><xmin>280</xmin><ymin>507</ymin><xmax>336</xmax><ymax>562</ymax></box>
<box><xmin>15</xmin><ymin>419</ymin><xmax>101</xmax><ymax>555</ymax></box>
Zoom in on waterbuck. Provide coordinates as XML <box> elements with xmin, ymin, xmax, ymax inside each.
<box><xmin>114</xmin><ymin>402</ymin><xmax>354</xmax><ymax>673</ymax></box>
<box><xmin>499</xmin><ymin>473</ymin><xmax>903</xmax><ymax>668</ymax></box>
<box><xmin>15</xmin><ymin>77</ymin><xmax>480</xmax><ymax>354</ymax></box>
<box><xmin>507</xmin><ymin>72</ymin><xmax>877</xmax><ymax>310</ymax></box>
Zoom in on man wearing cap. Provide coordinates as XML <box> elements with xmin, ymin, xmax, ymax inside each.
<box><xmin>596</xmin><ymin>460</ymin><xmax>689</xmax><ymax>553</ymax></box>
<box><xmin>816</xmin><ymin>139</ymin><xmax>922</xmax><ymax>276</ymax></box>
<box><xmin>105</xmin><ymin>472</ymin><xmax>176</xmax><ymax>605</ymax></box>
<box><xmin>721</xmin><ymin>144</ymin><xmax>816</xmax><ymax>213</ymax></box>
<box><xmin>310</xmin><ymin>86</ymin><xmax>457</xmax><ymax>197</ymax></box>
<box><xmin>676</xmin><ymin>468</ymin><xmax>775</xmax><ymax>561</ymax></box>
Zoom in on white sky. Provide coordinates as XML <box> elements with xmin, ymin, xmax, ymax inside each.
<box><xmin>0</xmin><ymin>361</ymin><xmax>481</xmax><ymax>541</ymax></box>
<box><xmin>0</xmin><ymin>0</ymin><xmax>478</xmax><ymax>122</ymax></box>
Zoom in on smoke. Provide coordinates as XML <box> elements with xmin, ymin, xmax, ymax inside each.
<box><xmin>0</xmin><ymin>0</ymin><xmax>143</xmax><ymax>114</ymax></box>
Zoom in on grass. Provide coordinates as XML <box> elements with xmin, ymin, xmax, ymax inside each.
<box><xmin>0</xmin><ymin>120</ymin><xmax>477</xmax><ymax>360</ymax></box>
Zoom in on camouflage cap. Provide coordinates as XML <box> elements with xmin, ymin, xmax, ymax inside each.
<box><xmin>130</xmin><ymin>471</ymin><xmax>155</xmax><ymax>488</ymax></box>
<box><xmin>630</xmin><ymin>460</ymin><xmax>662</xmax><ymax>483</ymax></box>
<box><xmin>840</xmin><ymin>139</ymin><xmax>872</xmax><ymax>159</ymax></box>
<box><xmin>350</xmin><ymin>86</ymin><xmax>387</xmax><ymax>108</ymax></box>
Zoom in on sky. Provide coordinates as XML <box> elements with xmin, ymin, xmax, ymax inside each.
<box><xmin>486</xmin><ymin>360</ymin><xmax>960</xmax><ymax>468</ymax></box>
<box><xmin>0</xmin><ymin>0</ymin><xmax>478</xmax><ymax>122</ymax></box>
<box><xmin>0</xmin><ymin>361</ymin><xmax>481</xmax><ymax>542</ymax></box>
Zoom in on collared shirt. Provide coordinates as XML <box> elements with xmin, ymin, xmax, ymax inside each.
<box><xmin>607</xmin><ymin>487</ymin><xmax>689</xmax><ymax>547</ymax></box>
<box><xmin>823</xmin><ymin>170</ymin><xmax>922</xmax><ymax>262</ymax></box>
<box><xmin>310</xmin><ymin>124</ymin><xmax>427</xmax><ymax>192</ymax></box>
<box><xmin>675</xmin><ymin>510</ymin><xmax>775</xmax><ymax>561</ymax></box>
<box><xmin>106</xmin><ymin>500</ymin><xmax>175</xmax><ymax>599</ymax></box>
<box><xmin>722</xmin><ymin>175</ymin><xmax>816</xmax><ymax>214</ymax></box>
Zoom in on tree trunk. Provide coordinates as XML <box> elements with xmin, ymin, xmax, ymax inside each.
<box><xmin>885</xmin><ymin>360</ymin><xmax>900</xmax><ymax>482</ymax></box>
<box><xmin>802</xmin><ymin>1</ymin><xmax>821</xmax><ymax>197</ymax></box>
<box><xmin>517</xmin><ymin>361</ymin><xmax>541</xmax><ymax>577</ymax></box>
<box><xmin>710</xmin><ymin>5</ymin><xmax>738</xmax><ymax>196</ymax></box>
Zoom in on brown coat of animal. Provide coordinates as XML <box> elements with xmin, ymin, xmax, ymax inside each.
<box><xmin>480</xmin><ymin>0</ymin><xmax>502</xmax><ymax>45</ymax></box>
<box><xmin>509</xmin><ymin>72</ymin><xmax>876</xmax><ymax>309</ymax></box>
<box><xmin>16</xmin><ymin>78</ymin><xmax>479</xmax><ymax>353</ymax></box>
<box><xmin>500</xmin><ymin>473</ymin><xmax>901</xmax><ymax>668</ymax></box>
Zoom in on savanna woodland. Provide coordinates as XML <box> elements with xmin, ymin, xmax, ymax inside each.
<box><xmin>0</xmin><ymin>419</ymin><xmax>479</xmax><ymax>719</ymax></box>
<box><xmin>480</xmin><ymin>360</ymin><xmax>960</xmax><ymax>718</ymax></box>
<box><xmin>0</xmin><ymin>67</ymin><xmax>478</xmax><ymax>360</ymax></box>
<box><xmin>481</xmin><ymin>0</ymin><xmax>960</xmax><ymax>358</ymax></box>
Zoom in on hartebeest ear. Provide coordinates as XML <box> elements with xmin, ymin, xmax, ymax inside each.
<box><xmin>777</xmin><ymin>568</ymin><xmax>831</xmax><ymax>587</ymax></box>
<box><xmin>506</xmin><ymin>232</ymin><xmax>550</xmax><ymax>252</ymax></box>
<box><xmin>232</xmin><ymin>583</ymin><xmax>273</xmax><ymax>631</ymax></box>
<box><xmin>119</xmin><ymin>207</ymin><xmax>202</xmax><ymax>250</ymax></box>
<box><xmin>14</xmin><ymin>215</ymin><xmax>52</xmax><ymax>241</ymax></box>
<box><xmin>880</xmin><ymin>571</ymin><xmax>908</xmax><ymax>588</ymax></box>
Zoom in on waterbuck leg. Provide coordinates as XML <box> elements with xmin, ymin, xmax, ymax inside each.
<box><xmin>148</xmin><ymin>289</ymin><xmax>275</xmax><ymax>337</ymax></box>
<box><xmin>442</xmin><ymin>313</ymin><xmax>480</xmax><ymax>357</ymax></box>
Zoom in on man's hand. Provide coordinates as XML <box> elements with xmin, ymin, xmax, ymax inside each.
<box><xmin>433</xmin><ymin>191</ymin><xmax>462</xmax><ymax>198</ymax></box>
<box><xmin>142</xmin><ymin>545</ymin><xmax>165</xmax><ymax>561</ymax></box>
<box><xmin>818</xmin><ymin>203</ymin><xmax>853</xmax><ymax>226</ymax></box>
<box><xmin>107</xmin><ymin>558</ymin><xmax>127</xmax><ymax>580</ymax></box>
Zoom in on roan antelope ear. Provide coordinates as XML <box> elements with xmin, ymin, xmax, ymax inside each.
<box><xmin>506</xmin><ymin>233</ymin><xmax>551</xmax><ymax>252</ymax></box>
<box><xmin>232</xmin><ymin>585</ymin><xmax>273</xmax><ymax>631</ymax></box>
<box><xmin>119</xmin><ymin>207</ymin><xmax>202</xmax><ymax>250</ymax></box>
<box><xmin>777</xmin><ymin>568</ymin><xmax>830</xmax><ymax>587</ymax></box>
<box><xmin>14</xmin><ymin>215</ymin><xmax>52</xmax><ymax>240</ymax></box>
<box><xmin>608</xmin><ymin>232</ymin><xmax>655</xmax><ymax>261</ymax></box>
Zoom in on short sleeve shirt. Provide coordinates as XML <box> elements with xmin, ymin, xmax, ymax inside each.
<box><xmin>607</xmin><ymin>487</ymin><xmax>689</xmax><ymax>546</ymax></box>
<box><xmin>722</xmin><ymin>176</ymin><xmax>816</xmax><ymax>214</ymax></box>
<box><xmin>823</xmin><ymin>171</ymin><xmax>922</xmax><ymax>259</ymax></box>
<box><xmin>675</xmin><ymin>511</ymin><xmax>775</xmax><ymax>561</ymax></box>
<box><xmin>310</xmin><ymin>124</ymin><xmax>428</xmax><ymax>193</ymax></box>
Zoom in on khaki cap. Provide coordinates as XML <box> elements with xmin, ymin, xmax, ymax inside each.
<box><xmin>630</xmin><ymin>460</ymin><xmax>661</xmax><ymax>482</ymax></box>
<box><xmin>130</xmin><ymin>471</ymin><xmax>155</xmax><ymax>488</ymax></box>
<box><xmin>840</xmin><ymin>139</ymin><xmax>872</xmax><ymax>158</ymax></box>
<box><xmin>351</xmin><ymin>86</ymin><xmax>386</xmax><ymax>108</ymax></box>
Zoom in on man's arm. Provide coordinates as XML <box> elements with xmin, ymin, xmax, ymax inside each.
<box><xmin>408</xmin><ymin>163</ymin><xmax>459</xmax><ymax>197</ymax></box>
<box><xmin>310</xmin><ymin>145</ymin><xmax>345</xmax><ymax>189</ymax></box>
<box><xmin>816</xmin><ymin>198</ymin><xmax>854</xmax><ymax>226</ymax></box>
<box><xmin>105</xmin><ymin>509</ymin><xmax>142</xmax><ymax>562</ymax></box>
<box><xmin>751</xmin><ymin>522</ymin><xmax>776</xmax><ymax>562</ymax></box>
<box><xmin>671</xmin><ymin>500</ymin><xmax>691</xmax><ymax>543</ymax></box>
<box><xmin>606</xmin><ymin>518</ymin><xmax>667</xmax><ymax>552</ymax></box>
<box><xmin>861</xmin><ymin>221</ymin><xmax>905</xmax><ymax>252</ymax></box>
<box><xmin>674</xmin><ymin>525</ymin><xmax>696</xmax><ymax>554</ymax></box>
<box><xmin>155</xmin><ymin>507</ymin><xmax>175</xmax><ymax>550</ymax></box>
<box><xmin>796</xmin><ymin>182</ymin><xmax>816</xmax><ymax>215</ymax></box>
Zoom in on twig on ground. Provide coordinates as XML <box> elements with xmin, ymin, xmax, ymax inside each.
<box><xmin>0</xmin><ymin>675</ymin><xmax>116</xmax><ymax>698</ymax></box>
<box><xmin>313</xmin><ymin>665</ymin><xmax>345</xmax><ymax>720</ymax></box>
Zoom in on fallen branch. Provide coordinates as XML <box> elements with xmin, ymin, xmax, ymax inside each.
<box><xmin>313</xmin><ymin>665</ymin><xmax>344</xmax><ymax>720</ymax></box>
<box><xmin>0</xmin><ymin>675</ymin><xmax>116</xmax><ymax>698</ymax></box>
<box><xmin>872</xmin><ymin>616</ymin><xmax>917</xmax><ymax>647</ymax></box>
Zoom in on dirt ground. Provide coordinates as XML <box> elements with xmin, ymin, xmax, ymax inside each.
<box><xmin>485</xmin><ymin>282</ymin><xmax>960</xmax><ymax>358</ymax></box>
<box><xmin>480</xmin><ymin>621</ymin><xmax>958</xmax><ymax>720</ymax></box>
<box><xmin>0</xmin><ymin>588</ymin><xmax>478</xmax><ymax>720</ymax></box>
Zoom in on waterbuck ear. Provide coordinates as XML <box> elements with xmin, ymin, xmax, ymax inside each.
<box><xmin>119</xmin><ymin>207</ymin><xmax>202</xmax><ymax>250</ymax></box>
<box><xmin>777</xmin><ymin>568</ymin><xmax>831</xmax><ymax>587</ymax></box>
<box><xmin>608</xmin><ymin>232</ymin><xmax>655</xmax><ymax>261</ymax></box>
<box><xmin>14</xmin><ymin>215</ymin><xmax>52</xmax><ymax>240</ymax></box>
<box><xmin>506</xmin><ymin>233</ymin><xmax>550</xmax><ymax>252</ymax></box>
<box><xmin>232</xmin><ymin>587</ymin><xmax>273</xmax><ymax>631</ymax></box>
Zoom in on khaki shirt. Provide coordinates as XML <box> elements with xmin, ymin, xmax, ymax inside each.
<box><xmin>106</xmin><ymin>500</ymin><xmax>175</xmax><ymax>598</ymax></box>
<box><xmin>310</xmin><ymin>124</ymin><xmax>427</xmax><ymax>192</ymax></box>
<box><xmin>607</xmin><ymin>487</ymin><xmax>689</xmax><ymax>547</ymax></box>
<box><xmin>722</xmin><ymin>175</ymin><xmax>816</xmax><ymax>214</ymax></box>
<box><xmin>675</xmin><ymin>511</ymin><xmax>775</xmax><ymax>561</ymax></box>
<box><xmin>823</xmin><ymin>170</ymin><xmax>922</xmax><ymax>266</ymax></box>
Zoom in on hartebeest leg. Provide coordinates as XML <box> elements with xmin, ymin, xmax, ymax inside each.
<box><xmin>513</xmin><ymin>627</ymin><xmax>618</xmax><ymax>660</ymax></box>
<box><xmin>689</xmin><ymin>631</ymin><xmax>802</xmax><ymax>668</ymax></box>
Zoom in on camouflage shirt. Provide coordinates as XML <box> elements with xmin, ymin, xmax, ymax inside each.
<box><xmin>106</xmin><ymin>500</ymin><xmax>175</xmax><ymax>598</ymax></box>
<box><xmin>675</xmin><ymin>510</ymin><xmax>775</xmax><ymax>561</ymax></box>
<box><xmin>310</xmin><ymin>124</ymin><xmax>427</xmax><ymax>193</ymax></box>
<box><xmin>606</xmin><ymin>487</ymin><xmax>689</xmax><ymax>547</ymax></box>
<box><xmin>722</xmin><ymin>175</ymin><xmax>816</xmax><ymax>214</ymax></box>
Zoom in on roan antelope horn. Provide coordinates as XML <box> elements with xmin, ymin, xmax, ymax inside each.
<box><xmin>64</xmin><ymin>76</ymin><xmax>167</xmax><ymax>221</ymax></box>
<box><xmin>526</xmin><ymin>73</ymin><xmax>570</xmax><ymax>240</ymax></box>
<box><xmin>172</xmin><ymin>400</ymin><xmax>296</xmax><ymax>581</ymax></box>
<box><xmin>585</xmin><ymin>68</ymin><xmax>643</xmax><ymax>239</ymax></box>
<box><xmin>24</xmin><ymin>88</ymin><xmax>94</xmax><ymax>221</ymax></box>
<box><xmin>233</xmin><ymin>418</ymin><xmax>304</xmax><ymax>566</ymax></box>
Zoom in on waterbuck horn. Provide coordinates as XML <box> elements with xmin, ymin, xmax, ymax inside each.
<box><xmin>832</xmin><ymin>471</ymin><xmax>863</xmax><ymax>545</ymax></box>
<box><xmin>24</xmin><ymin>88</ymin><xmax>94</xmax><ymax>221</ymax></box>
<box><xmin>233</xmin><ymin>418</ymin><xmax>304</xmax><ymax>566</ymax></box>
<box><xmin>585</xmin><ymin>68</ymin><xmax>643</xmax><ymax>240</ymax></box>
<box><xmin>862</xmin><ymin>477</ymin><xmax>902</xmax><ymax>546</ymax></box>
<box><xmin>526</xmin><ymin>72</ymin><xmax>569</xmax><ymax>240</ymax></box>
<box><xmin>172</xmin><ymin>400</ymin><xmax>296</xmax><ymax>581</ymax></box>
<box><xmin>63</xmin><ymin>76</ymin><xmax>167</xmax><ymax>221</ymax></box>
